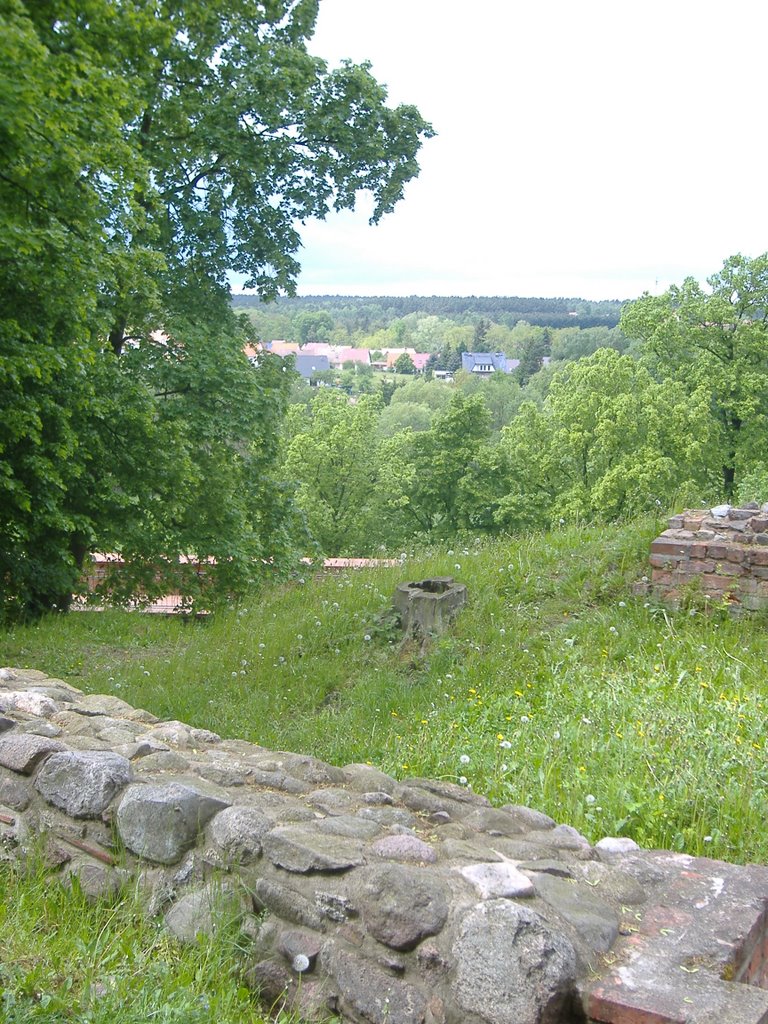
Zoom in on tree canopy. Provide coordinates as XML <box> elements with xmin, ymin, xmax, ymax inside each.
<box><xmin>0</xmin><ymin>0</ymin><xmax>433</xmax><ymax>617</ymax></box>
<box><xmin>621</xmin><ymin>254</ymin><xmax>768</xmax><ymax>497</ymax></box>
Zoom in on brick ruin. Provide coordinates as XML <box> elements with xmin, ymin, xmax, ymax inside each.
<box><xmin>639</xmin><ymin>503</ymin><xmax>768</xmax><ymax>611</ymax></box>
<box><xmin>3</xmin><ymin>669</ymin><xmax>768</xmax><ymax>1022</ymax></box>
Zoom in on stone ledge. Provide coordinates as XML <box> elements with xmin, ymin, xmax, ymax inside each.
<box><xmin>2</xmin><ymin>667</ymin><xmax>768</xmax><ymax>1024</ymax></box>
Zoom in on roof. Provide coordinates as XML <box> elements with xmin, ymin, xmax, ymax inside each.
<box><xmin>267</xmin><ymin>341</ymin><xmax>301</xmax><ymax>357</ymax></box>
<box><xmin>461</xmin><ymin>352</ymin><xmax>510</xmax><ymax>373</ymax></box>
<box><xmin>378</xmin><ymin>348</ymin><xmax>431</xmax><ymax>371</ymax></box>
<box><xmin>337</xmin><ymin>347</ymin><xmax>371</xmax><ymax>365</ymax></box>
<box><xmin>301</xmin><ymin>342</ymin><xmax>334</xmax><ymax>356</ymax></box>
<box><xmin>294</xmin><ymin>353</ymin><xmax>331</xmax><ymax>378</ymax></box>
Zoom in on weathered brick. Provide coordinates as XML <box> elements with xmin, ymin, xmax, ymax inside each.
<box><xmin>650</xmin><ymin>569</ymin><xmax>676</xmax><ymax>586</ymax></box>
<box><xmin>701</xmin><ymin>575</ymin><xmax>740</xmax><ymax>592</ymax></box>
<box><xmin>726</xmin><ymin>546</ymin><xmax>747</xmax><ymax>563</ymax></box>
<box><xmin>707</xmin><ymin>544</ymin><xmax>729</xmax><ymax>559</ymax></box>
<box><xmin>649</xmin><ymin>553</ymin><xmax>684</xmax><ymax>569</ymax></box>
<box><xmin>688</xmin><ymin>542</ymin><xmax>710</xmax><ymax>558</ymax></box>
<box><xmin>714</xmin><ymin>562</ymin><xmax>745</xmax><ymax>576</ymax></box>
<box><xmin>650</xmin><ymin>540</ymin><xmax>690</xmax><ymax>556</ymax></box>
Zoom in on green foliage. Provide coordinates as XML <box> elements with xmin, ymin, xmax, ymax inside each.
<box><xmin>622</xmin><ymin>253</ymin><xmax>768</xmax><ymax>497</ymax></box>
<box><xmin>0</xmin><ymin>858</ymin><xmax>298</xmax><ymax>1023</ymax></box>
<box><xmin>374</xmin><ymin>393</ymin><xmax>492</xmax><ymax>540</ymax></box>
<box><xmin>0</xmin><ymin>0</ymin><xmax>433</xmax><ymax>618</ymax></box>
<box><xmin>549</xmin><ymin>325</ymin><xmax>633</xmax><ymax>361</ymax></box>
<box><xmin>284</xmin><ymin>391</ymin><xmax>382</xmax><ymax>554</ymax></box>
<box><xmin>497</xmin><ymin>351</ymin><xmax>716</xmax><ymax>525</ymax></box>
<box><xmin>735</xmin><ymin>464</ymin><xmax>768</xmax><ymax>506</ymax></box>
<box><xmin>376</xmin><ymin>401</ymin><xmax>433</xmax><ymax>437</ymax></box>
<box><xmin>393</xmin><ymin>352</ymin><xmax>416</xmax><ymax>374</ymax></box>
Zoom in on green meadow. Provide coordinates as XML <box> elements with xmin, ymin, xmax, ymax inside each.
<box><xmin>3</xmin><ymin>517</ymin><xmax>768</xmax><ymax>1020</ymax></box>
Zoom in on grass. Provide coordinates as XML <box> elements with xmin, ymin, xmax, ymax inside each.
<box><xmin>4</xmin><ymin>516</ymin><xmax>768</xmax><ymax>1018</ymax></box>
<box><xmin>0</xmin><ymin>856</ymin><xmax>304</xmax><ymax>1023</ymax></box>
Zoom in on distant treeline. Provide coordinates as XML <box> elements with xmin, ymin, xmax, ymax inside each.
<box><xmin>232</xmin><ymin>294</ymin><xmax>624</xmax><ymax>331</ymax></box>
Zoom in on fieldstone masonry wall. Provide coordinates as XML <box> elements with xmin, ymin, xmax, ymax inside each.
<box><xmin>641</xmin><ymin>503</ymin><xmax>768</xmax><ymax>611</ymax></box>
<box><xmin>3</xmin><ymin>668</ymin><xmax>768</xmax><ymax>1023</ymax></box>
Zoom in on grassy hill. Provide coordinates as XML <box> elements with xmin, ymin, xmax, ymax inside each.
<box><xmin>5</xmin><ymin>517</ymin><xmax>768</xmax><ymax>866</ymax></box>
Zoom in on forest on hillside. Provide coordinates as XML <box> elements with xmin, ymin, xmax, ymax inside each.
<box><xmin>239</xmin><ymin>255</ymin><xmax>768</xmax><ymax>560</ymax></box>
<box><xmin>234</xmin><ymin>294</ymin><xmax>631</xmax><ymax>376</ymax></box>
<box><xmin>232</xmin><ymin>293</ymin><xmax>624</xmax><ymax>332</ymax></box>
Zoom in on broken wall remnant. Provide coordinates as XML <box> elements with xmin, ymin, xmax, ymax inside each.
<box><xmin>639</xmin><ymin>503</ymin><xmax>768</xmax><ymax>611</ymax></box>
<box><xmin>393</xmin><ymin>576</ymin><xmax>467</xmax><ymax>637</ymax></box>
<box><xmin>3</xmin><ymin>668</ymin><xmax>768</xmax><ymax>1023</ymax></box>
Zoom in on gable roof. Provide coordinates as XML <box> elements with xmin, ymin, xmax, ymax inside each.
<box><xmin>294</xmin><ymin>353</ymin><xmax>331</xmax><ymax>378</ymax></box>
<box><xmin>461</xmin><ymin>351</ymin><xmax>510</xmax><ymax>373</ymax></box>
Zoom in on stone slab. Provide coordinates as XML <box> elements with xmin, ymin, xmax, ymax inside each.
<box><xmin>583</xmin><ymin>851</ymin><xmax>768</xmax><ymax>1023</ymax></box>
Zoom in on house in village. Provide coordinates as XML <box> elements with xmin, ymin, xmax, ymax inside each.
<box><xmin>298</xmin><ymin>343</ymin><xmax>371</xmax><ymax>368</ymax></box>
<box><xmin>256</xmin><ymin>341</ymin><xmax>432</xmax><ymax>376</ymax></box>
<box><xmin>375</xmin><ymin>348</ymin><xmax>432</xmax><ymax>372</ymax></box>
<box><xmin>461</xmin><ymin>352</ymin><xmax>519</xmax><ymax>376</ymax></box>
<box><xmin>294</xmin><ymin>353</ymin><xmax>331</xmax><ymax>379</ymax></box>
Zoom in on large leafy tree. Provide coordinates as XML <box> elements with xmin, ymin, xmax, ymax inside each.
<box><xmin>0</xmin><ymin>0</ymin><xmax>433</xmax><ymax>616</ymax></box>
<box><xmin>621</xmin><ymin>254</ymin><xmax>768</xmax><ymax>498</ymax></box>
<box><xmin>375</xmin><ymin>393</ymin><xmax>492</xmax><ymax>540</ymax></box>
<box><xmin>283</xmin><ymin>391</ymin><xmax>383</xmax><ymax>554</ymax></box>
<box><xmin>459</xmin><ymin>350</ymin><xmax>716</xmax><ymax>532</ymax></box>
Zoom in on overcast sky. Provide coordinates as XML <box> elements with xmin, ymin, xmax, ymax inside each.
<box><xmin>277</xmin><ymin>0</ymin><xmax>768</xmax><ymax>301</ymax></box>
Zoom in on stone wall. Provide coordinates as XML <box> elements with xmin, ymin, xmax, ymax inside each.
<box><xmin>640</xmin><ymin>503</ymin><xmax>768</xmax><ymax>611</ymax></box>
<box><xmin>3</xmin><ymin>668</ymin><xmax>768</xmax><ymax>1023</ymax></box>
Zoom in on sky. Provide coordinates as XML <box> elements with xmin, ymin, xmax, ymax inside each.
<box><xmin>263</xmin><ymin>0</ymin><xmax>768</xmax><ymax>301</ymax></box>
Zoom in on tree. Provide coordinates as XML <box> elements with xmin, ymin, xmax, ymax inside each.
<box><xmin>455</xmin><ymin>371</ymin><xmax>523</xmax><ymax>432</ymax></box>
<box><xmin>376</xmin><ymin>402</ymin><xmax>433</xmax><ymax>437</ymax></box>
<box><xmin>515</xmin><ymin>328</ymin><xmax>550</xmax><ymax>385</ymax></box>
<box><xmin>393</xmin><ymin>352</ymin><xmax>416</xmax><ymax>374</ymax></box>
<box><xmin>473</xmin><ymin>317</ymin><xmax>491</xmax><ymax>351</ymax></box>
<box><xmin>621</xmin><ymin>254</ymin><xmax>768</xmax><ymax>498</ymax></box>
<box><xmin>374</xmin><ymin>393</ymin><xmax>492</xmax><ymax>539</ymax></box>
<box><xmin>0</xmin><ymin>0</ymin><xmax>433</xmax><ymax>617</ymax></box>
<box><xmin>296</xmin><ymin>312</ymin><xmax>334</xmax><ymax>344</ymax></box>
<box><xmin>283</xmin><ymin>392</ymin><xmax>383</xmax><ymax>554</ymax></box>
<box><xmin>549</xmin><ymin>325</ymin><xmax>631</xmax><ymax>362</ymax></box>
<box><xmin>486</xmin><ymin>350</ymin><xmax>716</xmax><ymax>529</ymax></box>
<box><xmin>0</xmin><ymin>0</ymin><xmax>147</xmax><ymax>615</ymax></box>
